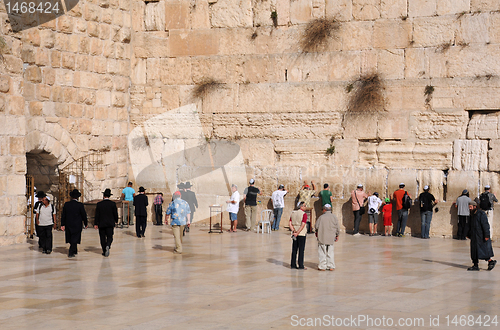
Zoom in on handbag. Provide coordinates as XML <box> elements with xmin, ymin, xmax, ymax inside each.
<box><xmin>355</xmin><ymin>191</ymin><xmax>365</xmax><ymax>215</ymax></box>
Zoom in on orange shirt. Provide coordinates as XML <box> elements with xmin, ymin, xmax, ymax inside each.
<box><xmin>393</xmin><ymin>189</ymin><xmax>406</xmax><ymax>210</ymax></box>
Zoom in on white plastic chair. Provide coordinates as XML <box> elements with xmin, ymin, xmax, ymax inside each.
<box><xmin>258</xmin><ymin>209</ymin><xmax>273</xmax><ymax>234</ymax></box>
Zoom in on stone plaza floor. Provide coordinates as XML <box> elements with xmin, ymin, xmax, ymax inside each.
<box><xmin>0</xmin><ymin>224</ymin><xmax>499</xmax><ymax>329</ymax></box>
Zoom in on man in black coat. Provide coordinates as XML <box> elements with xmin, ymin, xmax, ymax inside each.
<box><xmin>182</xmin><ymin>182</ymin><xmax>198</xmax><ymax>233</ymax></box>
<box><xmin>467</xmin><ymin>200</ymin><xmax>496</xmax><ymax>271</ymax></box>
<box><xmin>94</xmin><ymin>188</ymin><xmax>118</xmax><ymax>257</ymax></box>
<box><xmin>133</xmin><ymin>186</ymin><xmax>148</xmax><ymax>238</ymax></box>
<box><xmin>61</xmin><ymin>189</ymin><xmax>88</xmax><ymax>258</ymax></box>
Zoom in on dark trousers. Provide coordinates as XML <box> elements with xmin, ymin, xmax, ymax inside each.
<box><xmin>136</xmin><ymin>215</ymin><xmax>147</xmax><ymax>237</ymax></box>
<box><xmin>291</xmin><ymin>235</ymin><xmax>307</xmax><ymax>269</ymax></box>
<box><xmin>69</xmin><ymin>242</ymin><xmax>78</xmax><ymax>255</ymax></box>
<box><xmin>38</xmin><ymin>225</ymin><xmax>53</xmax><ymax>252</ymax></box>
<box><xmin>66</xmin><ymin>229</ymin><xmax>81</xmax><ymax>255</ymax></box>
<box><xmin>353</xmin><ymin>210</ymin><xmax>362</xmax><ymax>234</ymax></box>
<box><xmin>99</xmin><ymin>227</ymin><xmax>114</xmax><ymax>253</ymax></box>
<box><xmin>154</xmin><ymin>205</ymin><xmax>163</xmax><ymax>225</ymax></box>
<box><xmin>397</xmin><ymin>209</ymin><xmax>409</xmax><ymax>235</ymax></box>
<box><xmin>457</xmin><ymin>215</ymin><xmax>469</xmax><ymax>239</ymax></box>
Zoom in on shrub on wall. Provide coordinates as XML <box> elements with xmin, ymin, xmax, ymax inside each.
<box><xmin>346</xmin><ymin>73</ymin><xmax>385</xmax><ymax>113</ymax></box>
<box><xmin>300</xmin><ymin>18</ymin><xmax>340</xmax><ymax>53</ymax></box>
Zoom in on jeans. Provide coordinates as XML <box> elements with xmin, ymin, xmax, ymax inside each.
<box><xmin>291</xmin><ymin>235</ymin><xmax>306</xmax><ymax>269</ymax></box>
<box><xmin>353</xmin><ymin>210</ymin><xmax>362</xmax><ymax>234</ymax></box>
<box><xmin>420</xmin><ymin>210</ymin><xmax>433</xmax><ymax>238</ymax></box>
<box><xmin>397</xmin><ymin>209</ymin><xmax>408</xmax><ymax>236</ymax></box>
<box><xmin>272</xmin><ymin>208</ymin><xmax>283</xmax><ymax>230</ymax></box>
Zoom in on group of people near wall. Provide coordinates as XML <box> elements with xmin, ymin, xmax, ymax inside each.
<box><xmin>33</xmin><ymin>181</ymin><xmax>199</xmax><ymax>257</ymax></box>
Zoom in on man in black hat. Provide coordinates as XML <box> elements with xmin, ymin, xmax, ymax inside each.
<box><xmin>94</xmin><ymin>188</ymin><xmax>118</xmax><ymax>257</ymax></box>
<box><xmin>182</xmin><ymin>182</ymin><xmax>198</xmax><ymax>233</ymax></box>
<box><xmin>133</xmin><ymin>186</ymin><xmax>148</xmax><ymax>238</ymax></box>
<box><xmin>61</xmin><ymin>189</ymin><xmax>88</xmax><ymax>258</ymax></box>
<box><xmin>467</xmin><ymin>200</ymin><xmax>496</xmax><ymax>271</ymax></box>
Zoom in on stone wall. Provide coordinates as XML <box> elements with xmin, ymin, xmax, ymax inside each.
<box><xmin>1</xmin><ymin>0</ymin><xmax>500</xmax><ymax>244</ymax></box>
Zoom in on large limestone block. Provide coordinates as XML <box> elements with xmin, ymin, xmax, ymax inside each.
<box><xmin>378</xmin><ymin>141</ymin><xmax>452</xmax><ymax>169</ymax></box>
<box><xmin>456</xmin><ymin>13</ymin><xmax>490</xmax><ymax>45</ymax></box>
<box><xmin>374</xmin><ymin>20</ymin><xmax>411</xmax><ymax>49</ymax></box>
<box><xmin>377</xmin><ymin>111</ymin><xmax>409</xmax><ymax>140</ymax></box>
<box><xmin>282</xmin><ymin>53</ymin><xmax>330</xmax><ymax>83</ymax></box>
<box><xmin>209</xmin><ymin>0</ymin><xmax>253</xmax><ymax>28</ymax></box>
<box><xmin>253</xmin><ymin>0</ymin><xmax>273</xmax><ymax>27</ymax></box>
<box><xmin>191</xmin><ymin>0</ymin><xmax>210</xmax><ymax>29</ymax></box>
<box><xmin>404</xmin><ymin>48</ymin><xmax>426</xmax><ymax>79</ymax></box>
<box><xmin>408</xmin><ymin>0</ymin><xmax>436</xmax><ymax>18</ymax></box>
<box><xmin>453</xmin><ymin>86</ymin><xmax>500</xmax><ymax>110</ymax></box>
<box><xmin>359</xmin><ymin>141</ymin><xmax>378</xmax><ymax>167</ymax></box>
<box><xmin>412</xmin><ymin>16</ymin><xmax>457</xmax><ymax>48</ymax></box>
<box><xmin>165</xmin><ymin>0</ymin><xmax>190</xmax><ymax>30</ymax></box>
<box><xmin>191</xmin><ymin>56</ymin><xmax>228</xmax><ymax>83</ymax></box>
<box><xmin>161</xmin><ymin>57</ymin><xmax>192</xmax><ymax>85</ymax></box>
<box><xmin>413</xmin><ymin>111</ymin><xmax>468</xmax><ymax>140</ymax></box>
<box><xmin>491</xmin><ymin>12</ymin><xmax>500</xmax><ymax>44</ymax></box>
<box><xmin>471</xmin><ymin>0</ymin><xmax>500</xmax><ymax>12</ymax></box>
<box><xmin>388</xmin><ymin>169</ymin><xmax>418</xmax><ymax>197</ymax></box>
<box><xmin>168</xmin><ymin>30</ymin><xmax>219</xmax><ymax>56</ymax></box>
<box><xmin>217</xmin><ymin>29</ymin><xmax>255</xmax><ymax>56</ymax></box>
<box><xmin>340</xmin><ymin>21</ymin><xmax>374</xmax><ymax>50</ymax></box>
<box><xmin>145</xmin><ymin>1</ymin><xmax>166</xmax><ymax>31</ymax></box>
<box><xmin>276</xmin><ymin>0</ymin><xmax>290</xmax><ymax>25</ymax></box>
<box><xmin>413</xmin><ymin>142</ymin><xmax>453</xmax><ymax>169</ymax></box>
<box><xmin>480</xmin><ymin>172</ymin><xmax>500</xmax><ymax>199</ymax></box>
<box><xmin>131</xmin><ymin>58</ymin><xmax>147</xmax><ymax>85</ymax></box>
<box><xmin>325</xmin><ymin>0</ymin><xmax>352</xmax><ymax>22</ymax></box>
<box><xmin>237</xmin><ymin>139</ymin><xmax>275</xmax><ymax>166</ymax></box>
<box><xmin>364</xmin><ymin>167</ymin><xmax>389</xmax><ymax>199</ymax></box>
<box><xmin>453</xmin><ymin>140</ymin><xmax>488</xmax><ymax>171</ymax></box>
<box><xmin>446</xmin><ymin>171</ymin><xmax>479</xmax><ymax>201</ymax></box>
<box><xmin>353</xmin><ymin>0</ymin><xmax>380</xmax><ymax>21</ymax></box>
<box><xmin>489</xmin><ymin>140</ymin><xmax>500</xmax><ymax>171</ymax></box>
<box><xmin>377</xmin><ymin>49</ymin><xmax>404</xmax><ymax>79</ymax></box>
<box><xmin>416</xmin><ymin>169</ymin><xmax>445</xmax><ymax>201</ymax></box>
<box><xmin>201</xmin><ymin>84</ymin><xmax>236</xmax><ymax>114</ymax></box>
<box><xmin>134</xmin><ymin>32</ymin><xmax>169</xmax><ymax>58</ymax></box>
<box><xmin>343</xmin><ymin>113</ymin><xmax>378</xmax><ymax>140</ymax></box>
<box><xmin>334</xmin><ymin>138</ymin><xmax>359</xmax><ymax>166</ymax></box>
<box><xmin>290</xmin><ymin>0</ymin><xmax>313</xmax><ymax>24</ymax></box>
<box><xmin>467</xmin><ymin>112</ymin><xmax>500</xmax><ymax>140</ymax></box>
<box><xmin>328</xmin><ymin>51</ymin><xmax>361</xmax><ymax>81</ymax></box>
<box><xmin>380</xmin><ymin>0</ymin><xmax>406</xmax><ymax>19</ymax></box>
<box><xmin>312</xmin><ymin>84</ymin><xmax>347</xmax><ymax>112</ymax></box>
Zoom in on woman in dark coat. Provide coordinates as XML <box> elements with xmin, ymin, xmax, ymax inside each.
<box><xmin>467</xmin><ymin>201</ymin><xmax>496</xmax><ymax>271</ymax></box>
<box><xmin>61</xmin><ymin>189</ymin><xmax>88</xmax><ymax>258</ymax></box>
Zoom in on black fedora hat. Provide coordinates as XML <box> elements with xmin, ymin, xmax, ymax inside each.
<box><xmin>35</xmin><ymin>191</ymin><xmax>46</xmax><ymax>198</ymax></box>
<box><xmin>184</xmin><ymin>182</ymin><xmax>192</xmax><ymax>188</ymax></box>
<box><xmin>102</xmin><ymin>188</ymin><xmax>112</xmax><ymax>197</ymax></box>
<box><xmin>69</xmin><ymin>189</ymin><xmax>81</xmax><ymax>199</ymax></box>
<box><xmin>138</xmin><ymin>186</ymin><xmax>146</xmax><ymax>192</ymax></box>
<box><xmin>177</xmin><ymin>182</ymin><xmax>186</xmax><ymax>189</ymax></box>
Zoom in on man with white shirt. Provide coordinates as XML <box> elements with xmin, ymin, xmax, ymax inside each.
<box><xmin>271</xmin><ymin>184</ymin><xmax>288</xmax><ymax>231</ymax></box>
<box><xmin>35</xmin><ymin>191</ymin><xmax>56</xmax><ymax>254</ymax></box>
<box><xmin>227</xmin><ymin>184</ymin><xmax>240</xmax><ymax>232</ymax></box>
<box><xmin>367</xmin><ymin>192</ymin><xmax>382</xmax><ymax>236</ymax></box>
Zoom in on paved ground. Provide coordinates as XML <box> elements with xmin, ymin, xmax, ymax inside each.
<box><xmin>0</xmin><ymin>224</ymin><xmax>499</xmax><ymax>329</ymax></box>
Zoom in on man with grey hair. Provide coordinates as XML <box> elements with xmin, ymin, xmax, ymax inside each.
<box><xmin>315</xmin><ymin>204</ymin><xmax>339</xmax><ymax>271</ymax></box>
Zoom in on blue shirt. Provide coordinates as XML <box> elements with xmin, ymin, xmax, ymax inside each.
<box><xmin>122</xmin><ymin>187</ymin><xmax>135</xmax><ymax>201</ymax></box>
<box><xmin>166</xmin><ymin>199</ymin><xmax>191</xmax><ymax>226</ymax></box>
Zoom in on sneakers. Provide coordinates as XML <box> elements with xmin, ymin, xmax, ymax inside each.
<box><xmin>467</xmin><ymin>265</ymin><xmax>480</xmax><ymax>271</ymax></box>
<box><xmin>353</xmin><ymin>233</ymin><xmax>361</xmax><ymax>236</ymax></box>
<box><xmin>488</xmin><ymin>260</ymin><xmax>497</xmax><ymax>271</ymax></box>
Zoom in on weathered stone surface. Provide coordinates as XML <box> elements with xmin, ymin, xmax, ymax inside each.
<box><xmin>489</xmin><ymin>140</ymin><xmax>500</xmax><ymax>171</ymax></box>
<box><xmin>378</xmin><ymin>49</ymin><xmax>404</xmax><ymax>79</ymax></box>
<box><xmin>437</xmin><ymin>0</ymin><xmax>469</xmax><ymax>16</ymax></box>
<box><xmin>388</xmin><ymin>169</ymin><xmax>418</xmax><ymax>197</ymax></box>
<box><xmin>452</xmin><ymin>140</ymin><xmax>488</xmax><ymax>171</ymax></box>
<box><xmin>343</xmin><ymin>113</ymin><xmax>378</xmax><ymax>140</ymax></box>
<box><xmin>413</xmin><ymin>111</ymin><xmax>468</xmax><ymax>140</ymax></box>
<box><xmin>289</xmin><ymin>0</ymin><xmax>313</xmax><ymax>24</ymax></box>
<box><xmin>145</xmin><ymin>1</ymin><xmax>166</xmax><ymax>31</ymax></box>
<box><xmin>456</xmin><ymin>13</ymin><xmax>490</xmax><ymax>45</ymax></box>
<box><xmin>341</xmin><ymin>21</ymin><xmax>374</xmax><ymax>51</ymax></box>
<box><xmin>471</xmin><ymin>0</ymin><xmax>500</xmax><ymax>12</ymax></box>
<box><xmin>333</xmin><ymin>139</ymin><xmax>359</xmax><ymax>166</ymax></box>
<box><xmin>380</xmin><ymin>0</ymin><xmax>407</xmax><ymax>19</ymax></box>
<box><xmin>467</xmin><ymin>112</ymin><xmax>500</xmax><ymax>140</ymax></box>
<box><xmin>408</xmin><ymin>0</ymin><xmax>437</xmax><ymax>18</ymax></box>
<box><xmin>412</xmin><ymin>17</ymin><xmax>457</xmax><ymax>48</ymax></box>
<box><xmin>378</xmin><ymin>141</ymin><xmax>452</xmax><ymax>169</ymax></box>
<box><xmin>374</xmin><ymin>20</ymin><xmax>411</xmax><ymax>49</ymax></box>
<box><xmin>353</xmin><ymin>0</ymin><xmax>380</xmax><ymax>21</ymax></box>
<box><xmin>210</xmin><ymin>0</ymin><xmax>253</xmax><ymax>28</ymax></box>
<box><xmin>416</xmin><ymin>169</ymin><xmax>445</xmax><ymax>201</ymax></box>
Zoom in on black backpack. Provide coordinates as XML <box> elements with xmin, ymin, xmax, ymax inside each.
<box><xmin>402</xmin><ymin>191</ymin><xmax>412</xmax><ymax>210</ymax></box>
<box><xmin>479</xmin><ymin>192</ymin><xmax>492</xmax><ymax>210</ymax></box>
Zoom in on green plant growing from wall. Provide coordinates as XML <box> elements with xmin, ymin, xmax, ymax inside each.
<box><xmin>300</xmin><ymin>18</ymin><xmax>340</xmax><ymax>53</ymax></box>
<box><xmin>346</xmin><ymin>73</ymin><xmax>385</xmax><ymax>113</ymax></box>
<box><xmin>424</xmin><ymin>85</ymin><xmax>434</xmax><ymax>105</ymax></box>
<box><xmin>192</xmin><ymin>78</ymin><xmax>225</xmax><ymax>99</ymax></box>
<box><xmin>271</xmin><ymin>11</ymin><xmax>278</xmax><ymax>28</ymax></box>
<box><xmin>325</xmin><ymin>137</ymin><xmax>335</xmax><ymax>156</ymax></box>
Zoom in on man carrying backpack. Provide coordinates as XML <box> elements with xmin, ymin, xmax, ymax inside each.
<box><xmin>479</xmin><ymin>185</ymin><xmax>498</xmax><ymax>239</ymax></box>
<box><xmin>393</xmin><ymin>183</ymin><xmax>412</xmax><ymax>237</ymax></box>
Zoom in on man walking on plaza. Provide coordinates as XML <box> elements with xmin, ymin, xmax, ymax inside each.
<box><xmin>35</xmin><ymin>191</ymin><xmax>56</xmax><ymax>254</ymax></box>
<box><xmin>351</xmin><ymin>184</ymin><xmax>368</xmax><ymax>236</ymax></box>
<box><xmin>479</xmin><ymin>185</ymin><xmax>498</xmax><ymax>239</ymax></box>
<box><xmin>61</xmin><ymin>189</ymin><xmax>88</xmax><ymax>258</ymax></box>
<box><xmin>182</xmin><ymin>182</ymin><xmax>198</xmax><ymax>233</ymax></box>
<box><xmin>454</xmin><ymin>189</ymin><xmax>471</xmax><ymax>240</ymax></box>
<box><xmin>94</xmin><ymin>188</ymin><xmax>118</xmax><ymax>257</ymax></box>
<box><xmin>271</xmin><ymin>184</ymin><xmax>287</xmax><ymax>231</ymax></box>
<box><xmin>153</xmin><ymin>192</ymin><xmax>164</xmax><ymax>225</ymax></box>
<box><xmin>243</xmin><ymin>179</ymin><xmax>261</xmax><ymax>231</ymax></box>
<box><xmin>133</xmin><ymin>186</ymin><xmax>148</xmax><ymax>238</ymax></box>
<box><xmin>121</xmin><ymin>182</ymin><xmax>135</xmax><ymax>227</ymax></box>
<box><xmin>467</xmin><ymin>201</ymin><xmax>496</xmax><ymax>271</ymax></box>
<box><xmin>315</xmin><ymin>204</ymin><xmax>339</xmax><ymax>271</ymax></box>
<box><xmin>393</xmin><ymin>183</ymin><xmax>411</xmax><ymax>237</ymax></box>
<box><xmin>418</xmin><ymin>185</ymin><xmax>438</xmax><ymax>239</ymax></box>
<box><xmin>165</xmin><ymin>191</ymin><xmax>191</xmax><ymax>254</ymax></box>
<box><xmin>290</xmin><ymin>202</ymin><xmax>308</xmax><ymax>270</ymax></box>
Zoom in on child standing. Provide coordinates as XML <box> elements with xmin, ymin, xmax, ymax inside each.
<box><xmin>382</xmin><ymin>198</ymin><xmax>393</xmax><ymax>236</ymax></box>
